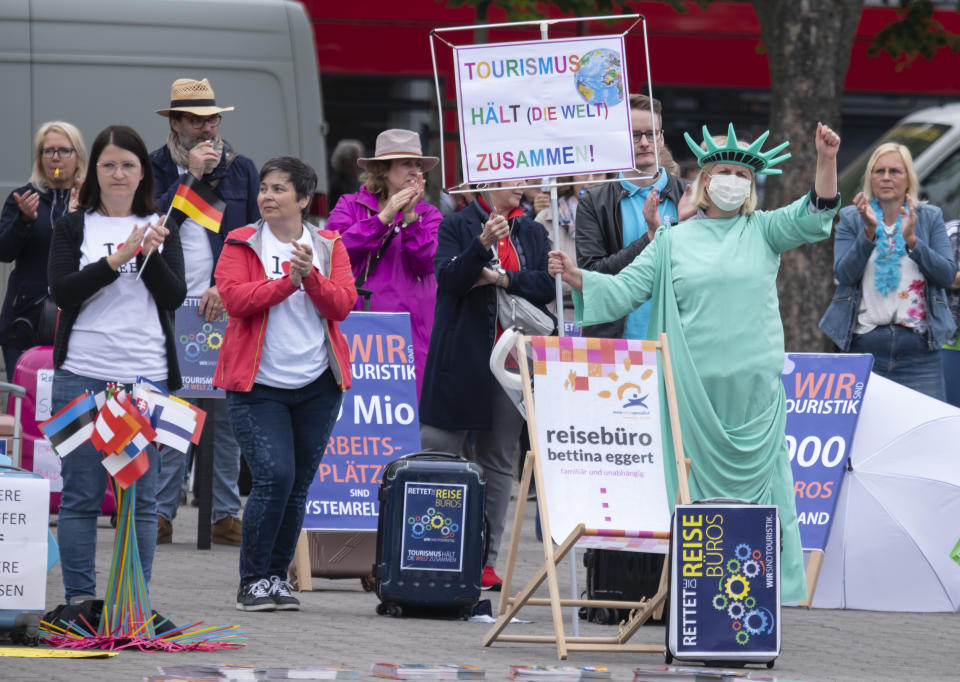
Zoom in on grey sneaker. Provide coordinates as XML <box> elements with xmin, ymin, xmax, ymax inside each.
<box><xmin>269</xmin><ymin>575</ymin><xmax>300</xmax><ymax>611</ymax></box>
<box><xmin>236</xmin><ymin>578</ymin><xmax>276</xmax><ymax>611</ymax></box>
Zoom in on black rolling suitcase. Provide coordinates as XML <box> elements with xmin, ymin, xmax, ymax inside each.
<box><xmin>580</xmin><ymin>549</ymin><xmax>665</xmax><ymax>624</ymax></box>
<box><xmin>373</xmin><ymin>452</ymin><xmax>485</xmax><ymax>618</ymax></box>
<box><xmin>665</xmin><ymin>500</ymin><xmax>781</xmax><ymax>669</ymax></box>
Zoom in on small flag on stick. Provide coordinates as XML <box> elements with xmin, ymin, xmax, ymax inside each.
<box><xmin>39</xmin><ymin>392</ymin><xmax>99</xmax><ymax>457</ymax></box>
<box><xmin>169</xmin><ymin>174</ymin><xmax>225</xmax><ymax>233</ymax></box>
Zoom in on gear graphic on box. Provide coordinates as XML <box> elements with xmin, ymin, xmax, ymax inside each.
<box><xmin>407</xmin><ymin>511</ymin><xmax>458</xmax><ymax>540</ymax></box>
<box><xmin>742</xmin><ymin>559</ymin><xmax>762</xmax><ymax>578</ymax></box>
<box><xmin>726</xmin><ymin>600</ymin><xmax>746</xmax><ymax>620</ymax></box>
<box><xmin>735</xmin><ymin>630</ymin><xmax>750</xmax><ymax>646</ymax></box>
<box><xmin>735</xmin><ymin>543</ymin><xmax>752</xmax><ymax>560</ymax></box>
<box><xmin>724</xmin><ymin>574</ymin><xmax>750</xmax><ymax>600</ymax></box>
<box><xmin>727</xmin><ymin>558</ymin><xmax>741</xmax><ymax>574</ymax></box>
<box><xmin>712</xmin><ymin>593</ymin><xmax>728</xmax><ymax>611</ymax></box>
<box><xmin>742</xmin><ymin>608</ymin><xmax>770</xmax><ymax>635</ymax></box>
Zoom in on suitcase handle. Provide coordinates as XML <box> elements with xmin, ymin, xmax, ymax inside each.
<box><xmin>0</xmin><ymin>382</ymin><xmax>26</xmax><ymax>399</ymax></box>
<box><xmin>397</xmin><ymin>451</ymin><xmax>465</xmax><ymax>463</ymax></box>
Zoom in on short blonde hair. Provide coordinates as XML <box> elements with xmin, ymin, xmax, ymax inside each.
<box><xmin>359</xmin><ymin>159</ymin><xmax>390</xmax><ymax>199</ymax></box>
<box><xmin>29</xmin><ymin>121</ymin><xmax>87</xmax><ymax>192</ymax></box>
<box><xmin>862</xmin><ymin>142</ymin><xmax>919</xmax><ymax>202</ymax></box>
<box><xmin>689</xmin><ymin>136</ymin><xmax>757</xmax><ymax>216</ymax></box>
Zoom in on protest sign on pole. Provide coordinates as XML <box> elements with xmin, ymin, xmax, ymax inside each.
<box><xmin>303</xmin><ymin>312</ymin><xmax>420</xmax><ymax>532</ymax></box>
<box><xmin>453</xmin><ymin>36</ymin><xmax>633</xmax><ymax>185</ymax></box>
<box><xmin>781</xmin><ymin>353</ymin><xmax>873</xmax><ymax>551</ymax></box>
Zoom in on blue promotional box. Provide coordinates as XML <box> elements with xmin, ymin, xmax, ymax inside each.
<box><xmin>668</xmin><ymin>503</ymin><xmax>780</xmax><ymax>667</ymax></box>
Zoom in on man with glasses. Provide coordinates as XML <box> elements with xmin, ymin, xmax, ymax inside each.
<box><xmin>150</xmin><ymin>77</ymin><xmax>259</xmax><ymax>546</ymax></box>
<box><xmin>575</xmin><ymin>94</ymin><xmax>692</xmax><ymax>339</ymax></box>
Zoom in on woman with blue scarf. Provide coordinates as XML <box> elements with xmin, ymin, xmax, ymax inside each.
<box><xmin>820</xmin><ymin>143</ymin><xmax>956</xmax><ymax>399</ymax></box>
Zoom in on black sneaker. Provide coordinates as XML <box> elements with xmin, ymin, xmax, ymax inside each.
<box><xmin>269</xmin><ymin>575</ymin><xmax>300</xmax><ymax>611</ymax></box>
<box><xmin>236</xmin><ymin>578</ymin><xmax>276</xmax><ymax>611</ymax></box>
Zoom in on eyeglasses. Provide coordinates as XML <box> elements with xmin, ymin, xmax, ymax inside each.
<box><xmin>181</xmin><ymin>114</ymin><xmax>221</xmax><ymax>129</ymax></box>
<box><xmin>97</xmin><ymin>161</ymin><xmax>141</xmax><ymax>175</ymax></box>
<box><xmin>632</xmin><ymin>130</ymin><xmax>662</xmax><ymax>143</ymax></box>
<box><xmin>41</xmin><ymin>147</ymin><xmax>75</xmax><ymax>158</ymax></box>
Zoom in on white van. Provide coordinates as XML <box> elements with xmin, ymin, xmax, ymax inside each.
<box><xmin>838</xmin><ymin>103</ymin><xmax>960</xmax><ymax>221</ymax></box>
<box><xmin>0</xmin><ymin>0</ymin><xmax>326</xmax><ymax>201</ymax></box>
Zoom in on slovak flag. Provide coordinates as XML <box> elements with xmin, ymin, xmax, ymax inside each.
<box><xmin>123</xmin><ymin>394</ymin><xmax>157</xmax><ymax>443</ymax></box>
<box><xmin>38</xmin><ymin>391</ymin><xmax>99</xmax><ymax>457</ymax></box>
<box><xmin>133</xmin><ymin>377</ymin><xmax>206</xmax><ymax>453</ymax></box>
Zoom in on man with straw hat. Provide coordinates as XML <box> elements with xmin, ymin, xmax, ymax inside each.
<box><xmin>150</xmin><ymin>77</ymin><xmax>259</xmax><ymax>547</ymax></box>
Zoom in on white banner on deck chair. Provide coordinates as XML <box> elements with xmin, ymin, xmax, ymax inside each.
<box><xmin>453</xmin><ymin>36</ymin><xmax>634</xmax><ymax>184</ymax></box>
<box><xmin>530</xmin><ymin>336</ymin><xmax>670</xmax><ymax>552</ymax></box>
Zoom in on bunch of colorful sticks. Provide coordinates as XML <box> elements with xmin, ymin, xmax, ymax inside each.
<box><xmin>40</xmin><ymin>479</ymin><xmax>245</xmax><ymax>652</ymax></box>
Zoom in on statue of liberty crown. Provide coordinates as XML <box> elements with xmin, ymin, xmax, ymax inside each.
<box><xmin>683</xmin><ymin>123</ymin><xmax>791</xmax><ymax>175</ymax></box>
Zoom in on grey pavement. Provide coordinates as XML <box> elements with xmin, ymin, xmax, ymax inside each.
<box><xmin>5</xmin><ymin>491</ymin><xmax>959</xmax><ymax>682</ymax></box>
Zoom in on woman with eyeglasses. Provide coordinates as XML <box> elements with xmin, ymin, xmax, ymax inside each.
<box><xmin>820</xmin><ymin>142</ymin><xmax>956</xmax><ymax>398</ymax></box>
<box><xmin>0</xmin><ymin>121</ymin><xmax>87</xmax><ymax>378</ymax></box>
<box><xmin>48</xmin><ymin>124</ymin><xmax>186</xmax><ymax>606</ymax></box>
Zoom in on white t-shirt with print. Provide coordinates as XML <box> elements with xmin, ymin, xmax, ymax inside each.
<box><xmin>254</xmin><ymin>223</ymin><xmax>329</xmax><ymax>389</ymax></box>
<box><xmin>62</xmin><ymin>211</ymin><xmax>168</xmax><ymax>383</ymax></box>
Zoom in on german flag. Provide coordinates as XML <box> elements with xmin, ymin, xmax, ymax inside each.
<box><xmin>169</xmin><ymin>173</ymin><xmax>225</xmax><ymax>233</ymax></box>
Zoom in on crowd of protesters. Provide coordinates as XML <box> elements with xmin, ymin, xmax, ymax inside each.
<box><xmin>1</xmin><ymin>76</ymin><xmax>957</xmax><ymax>614</ymax></box>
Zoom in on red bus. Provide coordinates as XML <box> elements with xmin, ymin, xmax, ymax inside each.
<box><xmin>307</xmin><ymin>1</ymin><xmax>960</xmax><ymax>192</ymax></box>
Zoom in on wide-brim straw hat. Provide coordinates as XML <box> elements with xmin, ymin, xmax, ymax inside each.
<box><xmin>155</xmin><ymin>78</ymin><xmax>235</xmax><ymax>117</ymax></box>
<box><xmin>357</xmin><ymin>129</ymin><xmax>438</xmax><ymax>171</ymax></box>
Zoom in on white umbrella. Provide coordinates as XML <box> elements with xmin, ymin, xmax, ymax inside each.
<box><xmin>812</xmin><ymin>373</ymin><xmax>960</xmax><ymax>612</ymax></box>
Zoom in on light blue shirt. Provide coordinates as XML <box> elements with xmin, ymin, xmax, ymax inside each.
<box><xmin>618</xmin><ymin>168</ymin><xmax>678</xmax><ymax>339</ymax></box>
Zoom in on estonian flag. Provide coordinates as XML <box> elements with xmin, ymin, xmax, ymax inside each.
<box><xmin>38</xmin><ymin>392</ymin><xmax>98</xmax><ymax>457</ymax></box>
<box><xmin>169</xmin><ymin>174</ymin><xmax>225</xmax><ymax>233</ymax></box>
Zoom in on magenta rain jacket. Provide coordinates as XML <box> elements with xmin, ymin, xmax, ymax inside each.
<box><xmin>326</xmin><ymin>186</ymin><xmax>442</xmax><ymax>399</ymax></box>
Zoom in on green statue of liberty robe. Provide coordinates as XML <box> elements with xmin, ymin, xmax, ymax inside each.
<box><xmin>574</xmin><ymin>194</ymin><xmax>837</xmax><ymax>603</ymax></box>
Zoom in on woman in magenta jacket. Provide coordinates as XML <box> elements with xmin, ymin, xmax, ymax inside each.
<box><xmin>326</xmin><ymin>129</ymin><xmax>442</xmax><ymax>400</ymax></box>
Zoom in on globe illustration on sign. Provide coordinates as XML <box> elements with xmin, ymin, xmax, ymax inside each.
<box><xmin>574</xmin><ymin>48</ymin><xmax>624</xmax><ymax>107</ymax></box>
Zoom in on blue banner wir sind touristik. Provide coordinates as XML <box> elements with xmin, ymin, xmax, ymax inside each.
<box><xmin>781</xmin><ymin>353</ymin><xmax>873</xmax><ymax>551</ymax></box>
<box><xmin>303</xmin><ymin>312</ymin><xmax>420</xmax><ymax>531</ymax></box>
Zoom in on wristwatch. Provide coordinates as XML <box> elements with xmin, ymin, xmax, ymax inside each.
<box><xmin>401</xmin><ymin>213</ymin><xmax>420</xmax><ymax>228</ymax></box>
<box><xmin>810</xmin><ymin>185</ymin><xmax>841</xmax><ymax>210</ymax></box>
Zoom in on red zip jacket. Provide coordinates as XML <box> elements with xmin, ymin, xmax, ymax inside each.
<box><xmin>213</xmin><ymin>222</ymin><xmax>357</xmax><ymax>392</ymax></box>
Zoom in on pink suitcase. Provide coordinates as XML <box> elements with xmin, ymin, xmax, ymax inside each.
<box><xmin>8</xmin><ymin>346</ymin><xmax>115</xmax><ymax>515</ymax></box>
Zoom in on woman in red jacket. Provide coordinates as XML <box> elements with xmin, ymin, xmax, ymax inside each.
<box><xmin>214</xmin><ymin>156</ymin><xmax>357</xmax><ymax>612</ymax></box>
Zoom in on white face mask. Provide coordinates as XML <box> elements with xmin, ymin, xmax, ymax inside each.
<box><xmin>706</xmin><ymin>172</ymin><xmax>752</xmax><ymax>212</ymax></box>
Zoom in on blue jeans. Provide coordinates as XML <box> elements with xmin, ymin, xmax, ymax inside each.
<box><xmin>942</xmin><ymin>348</ymin><xmax>960</xmax><ymax>408</ymax></box>
<box><xmin>156</xmin><ymin>398</ymin><xmax>241</xmax><ymax>524</ymax></box>
<box><xmin>53</xmin><ymin>369</ymin><xmax>164</xmax><ymax>603</ymax></box>
<box><xmin>850</xmin><ymin>324</ymin><xmax>945</xmax><ymax>400</ymax></box>
<box><xmin>227</xmin><ymin>370</ymin><xmax>342</xmax><ymax>585</ymax></box>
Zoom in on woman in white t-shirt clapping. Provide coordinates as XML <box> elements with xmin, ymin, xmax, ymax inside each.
<box><xmin>213</xmin><ymin>156</ymin><xmax>357</xmax><ymax>612</ymax></box>
<box><xmin>48</xmin><ymin>124</ymin><xmax>186</xmax><ymax>606</ymax></box>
